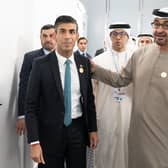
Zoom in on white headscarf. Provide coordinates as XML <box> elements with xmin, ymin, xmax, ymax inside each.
<box><xmin>108</xmin><ymin>22</ymin><xmax>131</xmax><ymax>37</ymax></box>
<box><xmin>153</xmin><ymin>7</ymin><xmax>168</xmax><ymax>19</ymax></box>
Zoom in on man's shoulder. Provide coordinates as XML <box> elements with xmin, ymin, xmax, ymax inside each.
<box><xmin>95</xmin><ymin>48</ymin><xmax>104</xmax><ymax>56</ymax></box>
<box><xmin>74</xmin><ymin>50</ymin><xmax>81</xmax><ymax>57</ymax></box>
<box><xmin>33</xmin><ymin>51</ymin><xmax>55</xmax><ymax>64</ymax></box>
<box><xmin>74</xmin><ymin>51</ymin><xmax>88</xmax><ymax>61</ymax></box>
<box><xmin>74</xmin><ymin>50</ymin><xmax>80</xmax><ymax>55</ymax></box>
<box><xmin>86</xmin><ymin>52</ymin><xmax>92</xmax><ymax>59</ymax></box>
<box><xmin>133</xmin><ymin>43</ymin><xmax>157</xmax><ymax>56</ymax></box>
<box><xmin>24</xmin><ymin>48</ymin><xmax>44</xmax><ymax>58</ymax></box>
<box><xmin>93</xmin><ymin>51</ymin><xmax>109</xmax><ymax>61</ymax></box>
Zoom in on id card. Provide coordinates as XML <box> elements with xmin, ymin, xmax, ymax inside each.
<box><xmin>112</xmin><ymin>88</ymin><xmax>126</xmax><ymax>102</ymax></box>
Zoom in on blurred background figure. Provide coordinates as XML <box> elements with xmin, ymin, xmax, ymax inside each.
<box><xmin>137</xmin><ymin>33</ymin><xmax>153</xmax><ymax>47</ymax></box>
<box><xmin>74</xmin><ymin>37</ymin><xmax>92</xmax><ymax>59</ymax></box>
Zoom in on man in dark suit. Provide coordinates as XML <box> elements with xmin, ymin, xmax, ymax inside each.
<box><xmin>25</xmin><ymin>15</ymin><xmax>98</xmax><ymax>168</ymax></box>
<box><xmin>74</xmin><ymin>37</ymin><xmax>92</xmax><ymax>59</ymax></box>
<box><xmin>16</xmin><ymin>24</ymin><xmax>56</xmax><ymax>135</ymax></box>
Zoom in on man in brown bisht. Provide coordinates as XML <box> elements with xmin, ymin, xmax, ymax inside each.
<box><xmin>92</xmin><ymin>7</ymin><xmax>168</xmax><ymax>168</ymax></box>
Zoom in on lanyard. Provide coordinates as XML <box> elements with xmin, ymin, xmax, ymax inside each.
<box><xmin>111</xmin><ymin>50</ymin><xmax>128</xmax><ymax>73</ymax></box>
<box><xmin>111</xmin><ymin>50</ymin><xmax>128</xmax><ymax>93</ymax></box>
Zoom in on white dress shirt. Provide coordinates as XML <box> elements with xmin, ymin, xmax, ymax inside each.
<box><xmin>78</xmin><ymin>49</ymin><xmax>86</xmax><ymax>57</ymax></box>
<box><xmin>56</xmin><ymin>51</ymin><xmax>82</xmax><ymax>119</ymax></box>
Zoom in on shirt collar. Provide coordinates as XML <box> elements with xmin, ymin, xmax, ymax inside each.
<box><xmin>111</xmin><ymin>48</ymin><xmax>126</xmax><ymax>55</ymax></box>
<box><xmin>43</xmin><ymin>48</ymin><xmax>51</xmax><ymax>55</ymax></box>
<box><xmin>55</xmin><ymin>51</ymin><xmax>75</xmax><ymax>65</ymax></box>
<box><xmin>78</xmin><ymin>49</ymin><xmax>86</xmax><ymax>55</ymax></box>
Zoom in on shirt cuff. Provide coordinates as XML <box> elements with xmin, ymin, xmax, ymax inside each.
<box><xmin>17</xmin><ymin>115</ymin><xmax>25</xmax><ymax>119</ymax></box>
<box><xmin>30</xmin><ymin>141</ymin><xmax>40</xmax><ymax>145</ymax></box>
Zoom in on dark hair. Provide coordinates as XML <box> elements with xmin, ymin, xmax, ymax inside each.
<box><xmin>40</xmin><ymin>24</ymin><xmax>55</xmax><ymax>33</ymax></box>
<box><xmin>77</xmin><ymin>37</ymin><xmax>88</xmax><ymax>44</ymax></box>
<box><xmin>54</xmin><ymin>15</ymin><xmax>78</xmax><ymax>32</ymax></box>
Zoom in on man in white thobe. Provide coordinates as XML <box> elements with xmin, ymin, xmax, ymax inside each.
<box><xmin>93</xmin><ymin>23</ymin><xmax>134</xmax><ymax>168</ymax></box>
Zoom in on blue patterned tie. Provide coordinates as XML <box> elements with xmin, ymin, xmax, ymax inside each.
<box><xmin>64</xmin><ymin>59</ymin><xmax>72</xmax><ymax>126</ymax></box>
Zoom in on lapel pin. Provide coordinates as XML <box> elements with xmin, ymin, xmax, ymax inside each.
<box><xmin>79</xmin><ymin>65</ymin><xmax>84</xmax><ymax>73</ymax></box>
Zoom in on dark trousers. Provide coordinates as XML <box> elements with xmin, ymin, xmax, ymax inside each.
<box><xmin>38</xmin><ymin>117</ymin><xmax>86</xmax><ymax>168</ymax></box>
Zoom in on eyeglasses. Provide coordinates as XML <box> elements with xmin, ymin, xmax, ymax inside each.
<box><xmin>110</xmin><ymin>31</ymin><xmax>128</xmax><ymax>37</ymax></box>
<box><xmin>151</xmin><ymin>22</ymin><xmax>168</xmax><ymax>30</ymax></box>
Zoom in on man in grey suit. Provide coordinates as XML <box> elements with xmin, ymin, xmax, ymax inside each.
<box><xmin>92</xmin><ymin>7</ymin><xmax>168</xmax><ymax>168</ymax></box>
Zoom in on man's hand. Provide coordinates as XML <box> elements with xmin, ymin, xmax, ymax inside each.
<box><xmin>90</xmin><ymin>60</ymin><xmax>96</xmax><ymax>73</ymax></box>
<box><xmin>16</xmin><ymin>118</ymin><xmax>26</xmax><ymax>135</ymax></box>
<box><xmin>89</xmin><ymin>132</ymin><xmax>99</xmax><ymax>150</ymax></box>
<box><xmin>31</xmin><ymin>144</ymin><xmax>45</xmax><ymax>164</ymax></box>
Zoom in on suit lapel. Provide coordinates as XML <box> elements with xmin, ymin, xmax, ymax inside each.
<box><xmin>74</xmin><ymin>53</ymin><xmax>87</xmax><ymax>96</ymax></box>
<box><xmin>39</xmin><ymin>48</ymin><xmax>45</xmax><ymax>56</ymax></box>
<box><xmin>48</xmin><ymin>52</ymin><xmax>87</xmax><ymax>101</ymax></box>
<box><xmin>48</xmin><ymin>52</ymin><xmax>64</xmax><ymax>102</ymax></box>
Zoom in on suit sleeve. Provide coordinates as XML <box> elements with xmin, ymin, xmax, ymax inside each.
<box><xmin>86</xmin><ymin>59</ymin><xmax>97</xmax><ymax>132</ymax></box>
<box><xmin>25</xmin><ymin>60</ymin><xmax>41</xmax><ymax>143</ymax></box>
<box><xmin>92</xmin><ymin>56</ymin><xmax>133</xmax><ymax>87</ymax></box>
<box><xmin>18</xmin><ymin>53</ymin><xmax>33</xmax><ymax>116</ymax></box>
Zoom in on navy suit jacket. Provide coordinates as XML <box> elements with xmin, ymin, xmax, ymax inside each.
<box><xmin>18</xmin><ymin>48</ymin><xmax>45</xmax><ymax>116</ymax></box>
<box><xmin>74</xmin><ymin>50</ymin><xmax>92</xmax><ymax>59</ymax></box>
<box><xmin>25</xmin><ymin>51</ymin><xmax>97</xmax><ymax>153</ymax></box>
